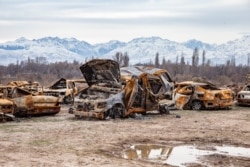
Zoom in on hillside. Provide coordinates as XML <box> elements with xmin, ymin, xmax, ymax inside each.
<box><xmin>0</xmin><ymin>35</ymin><xmax>250</xmax><ymax>66</ymax></box>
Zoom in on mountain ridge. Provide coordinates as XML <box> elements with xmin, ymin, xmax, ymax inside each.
<box><xmin>0</xmin><ymin>35</ymin><xmax>249</xmax><ymax>66</ymax></box>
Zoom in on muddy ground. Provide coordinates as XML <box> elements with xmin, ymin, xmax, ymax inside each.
<box><xmin>0</xmin><ymin>106</ymin><xmax>250</xmax><ymax>167</ymax></box>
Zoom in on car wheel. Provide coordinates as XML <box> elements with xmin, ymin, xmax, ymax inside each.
<box><xmin>64</xmin><ymin>95</ymin><xmax>74</xmax><ymax>105</ymax></box>
<box><xmin>109</xmin><ymin>103</ymin><xmax>125</xmax><ymax>119</ymax></box>
<box><xmin>159</xmin><ymin>104</ymin><xmax>170</xmax><ymax>114</ymax></box>
<box><xmin>192</xmin><ymin>101</ymin><xmax>203</xmax><ymax>111</ymax></box>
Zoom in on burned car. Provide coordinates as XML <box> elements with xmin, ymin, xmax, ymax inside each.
<box><xmin>0</xmin><ymin>86</ymin><xmax>15</xmax><ymax>122</ymax></box>
<box><xmin>3</xmin><ymin>86</ymin><xmax>61</xmax><ymax>117</ymax></box>
<box><xmin>174</xmin><ymin>81</ymin><xmax>234</xmax><ymax>110</ymax></box>
<box><xmin>69</xmin><ymin>59</ymin><xmax>172</xmax><ymax>120</ymax></box>
<box><xmin>237</xmin><ymin>85</ymin><xmax>250</xmax><ymax>106</ymax></box>
<box><xmin>121</xmin><ymin>66</ymin><xmax>174</xmax><ymax>115</ymax></box>
<box><xmin>237</xmin><ymin>74</ymin><xmax>250</xmax><ymax>106</ymax></box>
<box><xmin>43</xmin><ymin>78</ymin><xmax>85</xmax><ymax>104</ymax></box>
<box><xmin>12</xmin><ymin>87</ymin><xmax>61</xmax><ymax>117</ymax></box>
<box><xmin>7</xmin><ymin>80</ymin><xmax>42</xmax><ymax>94</ymax></box>
<box><xmin>121</xmin><ymin>66</ymin><xmax>174</xmax><ymax>100</ymax></box>
<box><xmin>69</xmin><ymin>59</ymin><xmax>124</xmax><ymax>119</ymax></box>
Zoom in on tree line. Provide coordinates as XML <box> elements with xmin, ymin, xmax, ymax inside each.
<box><xmin>0</xmin><ymin>49</ymin><xmax>249</xmax><ymax>87</ymax></box>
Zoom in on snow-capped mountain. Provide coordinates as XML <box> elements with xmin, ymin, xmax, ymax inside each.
<box><xmin>0</xmin><ymin>35</ymin><xmax>249</xmax><ymax>66</ymax></box>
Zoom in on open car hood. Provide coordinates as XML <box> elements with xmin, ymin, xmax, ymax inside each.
<box><xmin>80</xmin><ymin>59</ymin><xmax>121</xmax><ymax>86</ymax></box>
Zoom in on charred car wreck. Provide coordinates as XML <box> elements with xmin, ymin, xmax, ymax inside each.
<box><xmin>69</xmin><ymin>59</ymin><xmax>124</xmax><ymax>119</ymax></box>
<box><xmin>69</xmin><ymin>59</ymin><xmax>174</xmax><ymax>119</ymax></box>
<box><xmin>11</xmin><ymin>87</ymin><xmax>61</xmax><ymax>117</ymax></box>
<box><xmin>121</xmin><ymin>66</ymin><xmax>174</xmax><ymax>115</ymax></box>
<box><xmin>43</xmin><ymin>78</ymin><xmax>86</xmax><ymax>104</ymax></box>
<box><xmin>174</xmin><ymin>81</ymin><xmax>234</xmax><ymax>110</ymax></box>
<box><xmin>237</xmin><ymin>74</ymin><xmax>250</xmax><ymax>106</ymax></box>
<box><xmin>0</xmin><ymin>86</ymin><xmax>15</xmax><ymax>122</ymax></box>
<box><xmin>7</xmin><ymin>80</ymin><xmax>42</xmax><ymax>94</ymax></box>
<box><xmin>0</xmin><ymin>85</ymin><xmax>61</xmax><ymax>117</ymax></box>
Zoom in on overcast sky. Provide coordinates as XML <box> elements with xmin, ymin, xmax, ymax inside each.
<box><xmin>0</xmin><ymin>0</ymin><xmax>249</xmax><ymax>44</ymax></box>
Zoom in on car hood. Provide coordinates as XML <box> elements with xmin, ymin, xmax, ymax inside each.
<box><xmin>238</xmin><ymin>90</ymin><xmax>250</xmax><ymax>95</ymax></box>
<box><xmin>80</xmin><ymin>59</ymin><xmax>121</xmax><ymax>86</ymax></box>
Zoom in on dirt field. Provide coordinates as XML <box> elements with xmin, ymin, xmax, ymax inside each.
<box><xmin>0</xmin><ymin>106</ymin><xmax>250</xmax><ymax>167</ymax></box>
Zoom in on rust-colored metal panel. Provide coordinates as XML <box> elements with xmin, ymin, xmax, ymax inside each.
<box><xmin>0</xmin><ymin>87</ymin><xmax>15</xmax><ymax>122</ymax></box>
<box><xmin>174</xmin><ymin>81</ymin><xmax>234</xmax><ymax>110</ymax></box>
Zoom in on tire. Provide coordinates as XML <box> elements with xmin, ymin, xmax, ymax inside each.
<box><xmin>159</xmin><ymin>104</ymin><xmax>170</xmax><ymax>114</ymax></box>
<box><xmin>191</xmin><ymin>101</ymin><xmax>203</xmax><ymax>111</ymax></box>
<box><xmin>109</xmin><ymin>103</ymin><xmax>125</xmax><ymax>119</ymax></box>
<box><xmin>63</xmin><ymin>95</ymin><xmax>74</xmax><ymax>105</ymax></box>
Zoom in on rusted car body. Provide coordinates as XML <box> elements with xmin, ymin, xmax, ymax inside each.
<box><xmin>69</xmin><ymin>59</ymin><xmax>173</xmax><ymax>120</ymax></box>
<box><xmin>174</xmin><ymin>81</ymin><xmax>234</xmax><ymax>110</ymax></box>
<box><xmin>121</xmin><ymin>66</ymin><xmax>174</xmax><ymax>115</ymax></box>
<box><xmin>69</xmin><ymin>59</ymin><xmax>124</xmax><ymax>119</ymax></box>
<box><xmin>7</xmin><ymin>80</ymin><xmax>42</xmax><ymax>94</ymax></box>
<box><xmin>121</xmin><ymin>66</ymin><xmax>174</xmax><ymax>100</ymax></box>
<box><xmin>1</xmin><ymin>85</ymin><xmax>61</xmax><ymax>117</ymax></box>
<box><xmin>43</xmin><ymin>78</ymin><xmax>86</xmax><ymax>104</ymax></box>
<box><xmin>237</xmin><ymin>85</ymin><xmax>250</xmax><ymax>106</ymax></box>
<box><xmin>11</xmin><ymin>87</ymin><xmax>61</xmax><ymax>117</ymax></box>
<box><xmin>237</xmin><ymin>74</ymin><xmax>250</xmax><ymax>106</ymax></box>
<box><xmin>0</xmin><ymin>86</ymin><xmax>15</xmax><ymax>122</ymax></box>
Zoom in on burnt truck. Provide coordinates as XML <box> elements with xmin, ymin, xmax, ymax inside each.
<box><xmin>69</xmin><ymin>59</ymin><xmax>174</xmax><ymax>119</ymax></box>
<box><xmin>173</xmin><ymin>81</ymin><xmax>234</xmax><ymax>110</ymax></box>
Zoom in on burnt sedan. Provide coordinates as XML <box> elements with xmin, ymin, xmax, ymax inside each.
<box><xmin>3</xmin><ymin>86</ymin><xmax>61</xmax><ymax>117</ymax></box>
<box><xmin>174</xmin><ymin>81</ymin><xmax>234</xmax><ymax>110</ymax></box>
<box><xmin>237</xmin><ymin>84</ymin><xmax>250</xmax><ymax>106</ymax></box>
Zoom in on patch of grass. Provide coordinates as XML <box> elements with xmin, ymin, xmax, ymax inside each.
<box><xmin>29</xmin><ymin>139</ymin><xmax>52</xmax><ymax>147</ymax></box>
<box><xmin>246</xmin><ymin>114</ymin><xmax>250</xmax><ymax>121</ymax></box>
<box><xmin>0</xmin><ymin>124</ymin><xmax>19</xmax><ymax>132</ymax></box>
<box><xmin>28</xmin><ymin>116</ymin><xmax>61</xmax><ymax>123</ymax></box>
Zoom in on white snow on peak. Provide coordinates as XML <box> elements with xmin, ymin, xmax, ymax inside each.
<box><xmin>0</xmin><ymin>35</ymin><xmax>249</xmax><ymax>66</ymax></box>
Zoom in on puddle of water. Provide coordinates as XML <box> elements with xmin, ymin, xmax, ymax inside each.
<box><xmin>122</xmin><ymin>144</ymin><xmax>250</xmax><ymax>166</ymax></box>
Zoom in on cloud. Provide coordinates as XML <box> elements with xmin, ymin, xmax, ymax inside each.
<box><xmin>0</xmin><ymin>0</ymin><xmax>249</xmax><ymax>43</ymax></box>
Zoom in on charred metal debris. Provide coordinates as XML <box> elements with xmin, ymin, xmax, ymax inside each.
<box><xmin>0</xmin><ymin>59</ymin><xmax>246</xmax><ymax>122</ymax></box>
<box><xmin>69</xmin><ymin>59</ymin><xmax>175</xmax><ymax>119</ymax></box>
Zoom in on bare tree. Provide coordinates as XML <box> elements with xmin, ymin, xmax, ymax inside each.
<box><xmin>248</xmin><ymin>53</ymin><xmax>250</xmax><ymax>66</ymax></box>
<box><xmin>161</xmin><ymin>57</ymin><xmax>166</xmax><ymax>67</ymax></box>
<box><xmin>123</xmin><ymin>52</ymin><xmax>130</xmax><ymax>67</ymax></box>
<box><xmin>113</xmin><ymin>52</ymin><xmax>130</xmax><ymax>67</ymax></box>
<box><xmin>202</xmin><ymin>50</ymin><xmax>206</xmax><ymax>67</ymax></box>
<box><xmin>113</xmin><ymin>52</ymin><xmax>123</xmax><ymax>65</ymax></box>
<box><xmin>231</xmin><ymin>55</ymin><xmax>236</xmax><ymax>67</ymax></box>
<box><xmin>155</xmin><ymin>52</ymin><xmax>160</xmax><ymax>67</ymax></box>
<box><xmin>192</xmin><ymin>47</ymin><xmax>199</xmax><ymax>67</ymax></box>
